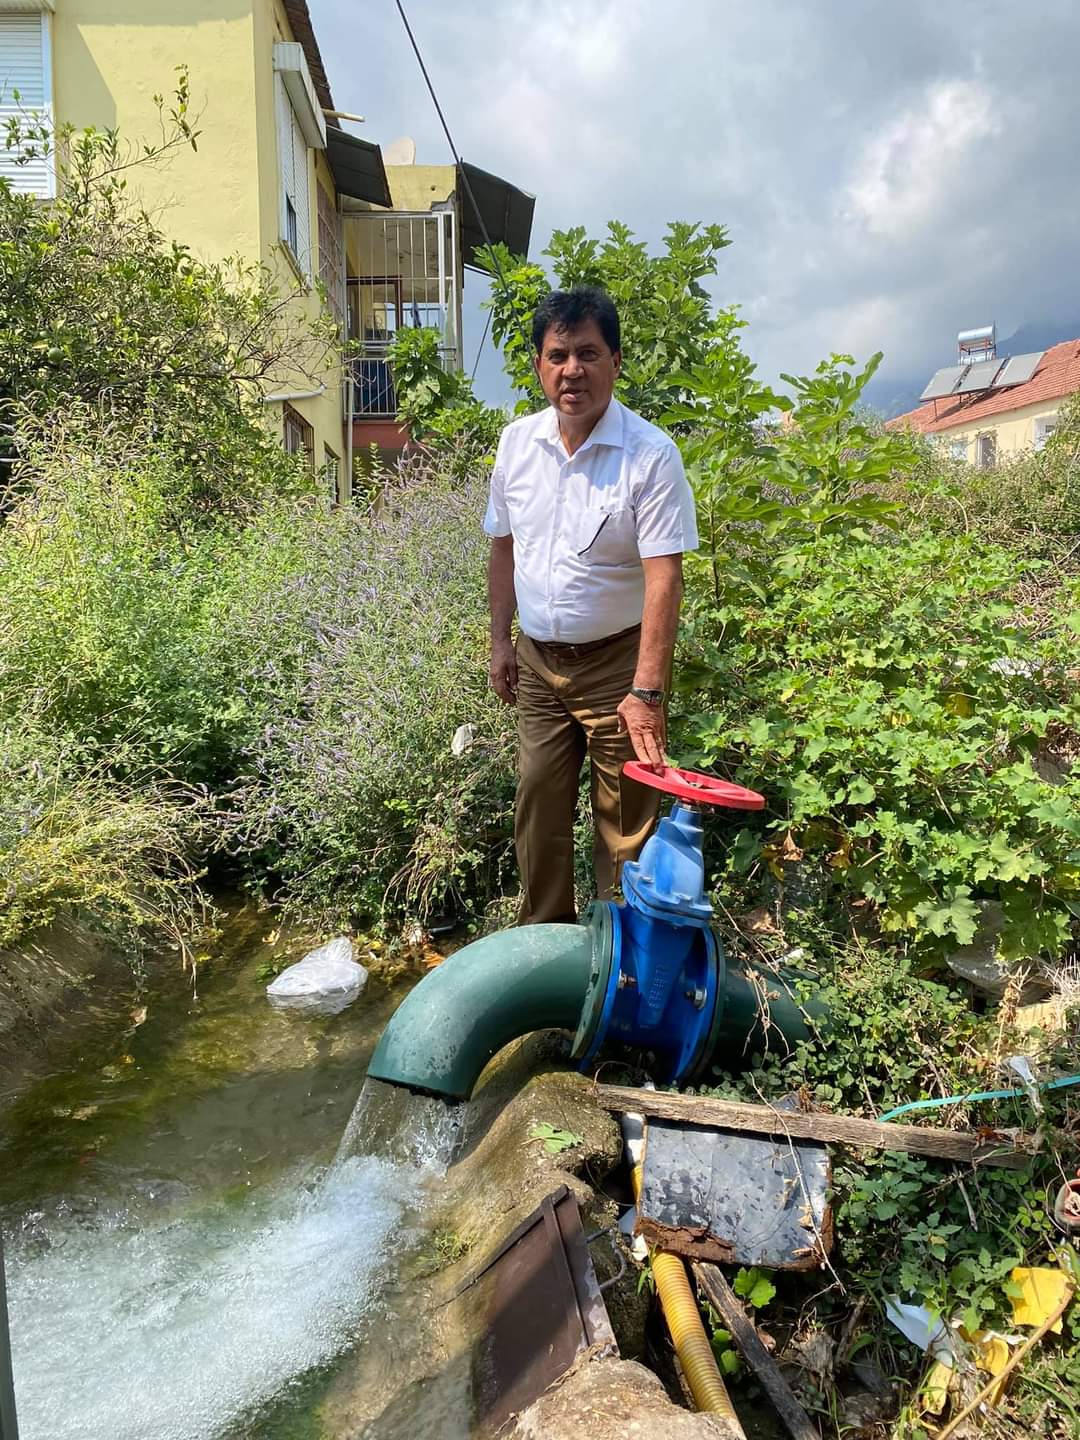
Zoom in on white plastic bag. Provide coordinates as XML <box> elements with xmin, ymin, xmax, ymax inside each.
<box><xmin>266</xmin><ymin>937</ymin><xmax>368</xmax><ymax>1016</ymax></box>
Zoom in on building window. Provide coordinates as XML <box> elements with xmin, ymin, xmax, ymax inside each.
<box><xmin>0</xmin><ymin>12</ymin><xmax>54</xmax><ymax>198</ymax></box>
<box><xmin>275</xmin><ymin>74</ymin><xmax>310</xmax><ymax>276</ymax></box>
<box><xmin>282</xmin><ymin>403</ymin><xmax>314</xmax><ymax>469</ymax></box>
<box><xmin>1034</xmin><ymin>415</ymin><xmax>1059</xmax><ymax>451</ymax></box>
<box><xmin>976</xmin><ymin>431</ymin><xmax>997</xmax><ymax>470</ymax></box>
<box><xmin>947</xmin><ymin>437</ymin><xmax>967</xmax><ymax>462</ymax></box>
<box><xmin>317</xmin><ymin>182</ymin><xmax>345</xmax><ymax>331</ymax></box>
<box><xmin>323</xmin><ymin>443</ymin><xmax>341</xmax><ymax>503</ymax></box>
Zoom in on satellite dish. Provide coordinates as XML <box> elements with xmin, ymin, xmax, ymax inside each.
<box><xmin>383</xmin><ymin>136</ymin><xmax>416</xmax><ymax>166</ymax></box>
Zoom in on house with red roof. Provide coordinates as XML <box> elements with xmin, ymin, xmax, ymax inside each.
<box><xmin>888</xmin><ymin>336</ymin><xmax>1080</xmax><ymax>467</ymax></box>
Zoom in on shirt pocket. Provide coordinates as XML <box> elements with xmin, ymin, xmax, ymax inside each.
<box><xmin>575</xmin><ymin>506</ymin><xmax>638</xmax><ymax>567</ymax></box>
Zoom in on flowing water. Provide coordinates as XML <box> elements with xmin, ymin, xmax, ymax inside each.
<box><xmin>0</xmin><ymin>907</ymin><xmax>460</xmax><ymax>1440</ymax></box>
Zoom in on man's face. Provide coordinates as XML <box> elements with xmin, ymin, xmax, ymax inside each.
<box><xmin>534</xmin><ymin>318</ymin><xmax>621</xmax><ymax>432</ymax></box>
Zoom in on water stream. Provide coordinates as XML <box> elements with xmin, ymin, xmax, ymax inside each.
<box><xmin>0</xmin><ymin>908</ymin><xmax>460</xmax><ymax>1440</ymax></box>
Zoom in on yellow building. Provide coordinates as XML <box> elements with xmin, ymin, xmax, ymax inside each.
<box><xmin>889</xmin><ymin>335</ymin><xmax>1080</xmax><ymax>468</ymax></box>
<box><xmin>0</xmin><ymin>0</ymin><xmax>533</xmax><ymax>494</ymax></box>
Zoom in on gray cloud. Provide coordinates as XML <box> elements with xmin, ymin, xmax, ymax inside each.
<box><xmin>314</xmin><ymin>0</ymin><xmax>1080</xmax><ymax>408</ymax></box>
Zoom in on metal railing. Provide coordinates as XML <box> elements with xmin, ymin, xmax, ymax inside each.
<box><xmin>350</xmin><ymin>338</ymin><xmax>458</xmax><ymax>420</ymax></box>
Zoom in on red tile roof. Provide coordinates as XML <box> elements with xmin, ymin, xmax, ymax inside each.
<box><xmin>887</xmin><ymin>338</ymin><xmax>1080</xmax><ymax>435</ymax></box>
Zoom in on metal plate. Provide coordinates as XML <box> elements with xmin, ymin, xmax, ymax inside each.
<box><xmin>955</xmin><ymin>358</ymin><xmax>1004</xmax><ymax>394</ymax></box>
<box><xmin>639</xmin><ymin>1105</ymin><xmax>832</xmax><ymax>1271</ymax></box>
<box><xmin>920</xmin><ymin>365</ymin><xmax>966</xmax><ymax>401</ymax></box>
<box><xmin>992</xmin><ymin>351</ymin><xmax>1044</xmax><ymax>388</ymax></box>
<box><xmin>462</xmin><ymin>1186</ymin><xmax>617</xmax><ymax>1434</ymax></box>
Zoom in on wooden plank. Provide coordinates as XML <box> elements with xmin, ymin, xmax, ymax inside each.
<box><xmin>694</xmin><ymin>1263</ymin><xmax>820</xmax><ymax>1440</ymax></box>
<box><xmin>593</xmin><ymin>1085</ymin><xmax>1032</xmax><ymax>1169</ymax></box>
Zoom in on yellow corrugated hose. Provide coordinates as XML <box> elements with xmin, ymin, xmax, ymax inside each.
<box><xmin>633</xmin><ymin>1163</ymin><xmax>746</xmax><ymax>1435</ymax></box>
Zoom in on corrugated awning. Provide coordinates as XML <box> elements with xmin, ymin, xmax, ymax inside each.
<box><xmin>326</xmin><ymin>126</ymin><xmax>392</xmax><ymax>207</ymax></box>
<box><xmin>457</xmin><ymin>161</ymin><xmax>535</xmax><ymax>270</ymax></box>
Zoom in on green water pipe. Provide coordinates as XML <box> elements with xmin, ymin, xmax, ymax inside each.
<box><xmin>367</xmin><ymin>924</ymin><xmax>597</xmax><ymax>1100</ymax></box>
<box><xmin>878</xmin><ymin>1072</ymin><xmax>1080</xmax><ymax>1123</ymax></box>
<box><xmin>368</xmin><ymin>912</ymin><xmax>822</xmax><ymax>1101</ymax></box>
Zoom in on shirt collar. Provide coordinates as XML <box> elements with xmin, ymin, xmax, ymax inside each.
<box><xmin>535</xmin><ymin>397</ymin><xmax>625</xmax><ymax>455</ymax></box>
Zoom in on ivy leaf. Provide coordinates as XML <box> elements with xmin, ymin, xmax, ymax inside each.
<box><xmin>733</xmin><ymin>1266</ymin><xmax>776</xmax><ymax>1308</ymax></box>
<box><xmin>529</xmin><ymin>1122</ymin><xmax>583</xmax><ymax>1155</ymax></box>
<box><xmin>720</xmin><ymin>1348</ymin><xmax>741</xmax><ymax>1375</ymax></box>
<box><xmin>914</xmin><ymin>887</ymin><xmax>981</xmax><ymax>945</ymax></box>
<box><xmin>847</xmin><ymin>777</ymin><xmax>877</xmax><ymax>805</ymax></box>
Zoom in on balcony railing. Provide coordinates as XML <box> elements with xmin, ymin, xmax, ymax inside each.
<box><xmin>344</xmin><ymin>209</ymin><xmax>463</xmax><ymax>423</ymax></box>
<box><xmin>351</xmin><ymin>337</ymin><xmax>459</xmax><ymax>419</ymax></box>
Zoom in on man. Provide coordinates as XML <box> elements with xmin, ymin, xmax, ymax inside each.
<box><xmin>484</xmin><ymin>285</ymin><xmax>699</xmax><ymax>925</ymax></box>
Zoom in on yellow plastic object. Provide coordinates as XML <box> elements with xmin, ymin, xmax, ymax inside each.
<box><xmin>633</xmin><ymin>1164</ymin><xmax>746</xmax><ymax>1434</ymax></box>
<box><xmin>920</xmin><ymin>1358</ymin><xmax>953</xmax><ymax>1417</ymax></box>
<box><xmin>1010</xmin><ymin>1267</ymin><xmax>1072</xmax><ymax>1334</ymax></box>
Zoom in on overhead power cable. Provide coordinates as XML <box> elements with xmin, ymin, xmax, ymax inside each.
<box><xmin>392</xmin><ymin>0</ymin><xmax>531</xmax><ymax>379</ymax></box>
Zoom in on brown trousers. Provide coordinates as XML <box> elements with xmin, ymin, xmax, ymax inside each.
<box><xmin>515</xmin><ymin>627</ymin><xmax>662</xmax><ymax>925</ymax></box>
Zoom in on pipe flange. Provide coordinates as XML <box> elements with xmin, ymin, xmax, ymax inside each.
<box><xmin>685</xmin><ymin>926</ymin><xmax>728</xmax><ymax>1083</ymax></box>
<box><xmin>570</xmin><ymin>902</ymin><xmax>618</xmax><ymax>1062</ymax></box>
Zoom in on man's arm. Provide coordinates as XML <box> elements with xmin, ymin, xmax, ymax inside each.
<box><xmin>488</xmin><ymin>534</ymin><xmax>518</xmax><ymax>704</ymax></box>
<box><xmin>616</xmin><ymin>553</ymin><xmax>683</xmax><ymax>768</ymax></box>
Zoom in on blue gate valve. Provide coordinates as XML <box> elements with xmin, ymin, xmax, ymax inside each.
<box><xmin>572</xmin><ymin>763</ymin><xmax>767</xmax><ymax>1083</ymax></box>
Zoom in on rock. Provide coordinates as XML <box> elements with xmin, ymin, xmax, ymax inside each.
<box><xmin>944</xmin><ymin>901</ymin><xmax>1048</xmax><ymax>1000</ymax></box>
<box><xmin>265</xmin><ymin>937</ymin><xmax>367</xmax><ymax>1015</ymax></box>
<box><xmin>509</xmin><ymin>1356</ymin><xmax>739</xmax><ymax>1439</ymax></box>
<box><xmin>839</xmin><ymin>1388</ymin><xmax>893</xmax><ymax>1431</ymax></box>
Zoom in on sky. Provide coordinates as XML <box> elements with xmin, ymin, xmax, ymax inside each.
<box><xmin>311</xmin><ymin>0</ymin><xmax>1080</xmax><ymax>412</ymax></box>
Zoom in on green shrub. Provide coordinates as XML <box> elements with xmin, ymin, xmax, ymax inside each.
<box><xmin>227</xmin><ymin>456</ymin><xmax>517</xmax><ymax>926</ymax></box>
<box><xmin>0</xmin><ymin>417</ymin><xmax>318</xmax><ymax>786</ymax></box>
<box><xmin>387</xmin><ymin>327</ymin><xmax>506</xmax><ymax>475</ymax></box>
<box><xmin>668</xmin><ymin>348</ymin><xmax>1080</xmax><ymax>963</ymax></box>
<box><xmin>679</xmin><ymin>530</ymin><xmax>1080</xmax><ymax>959</ymax></box>
<box><xmin>894</xmin><ymin>395</ymin><xmax>1080</xmax><ymax>571</ymax></box>
<box><xmin>0</xmin><ymin>78</ymin><xmax>330</xmax><ymax>510</ymax></box>
<box><xmin>480</xmin><ymin>219</ymin><xmax>733</xmax><ymax>422</ymax></box>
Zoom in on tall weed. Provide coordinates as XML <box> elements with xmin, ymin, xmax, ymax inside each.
<box><xmin>0</xmin><ymin>712</ymin><xmax>209</xmax><ymax>955</ymax></box>
<box><xmin>230</xmin><ymin>456</ymin><xmax>517</xmax><ymax>925</ymax></box>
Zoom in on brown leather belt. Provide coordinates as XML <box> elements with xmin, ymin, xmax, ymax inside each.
<box><xmin>528</xmin><ymin>623</ymin><xmax>641</xmax><ymax>660</ymax></box>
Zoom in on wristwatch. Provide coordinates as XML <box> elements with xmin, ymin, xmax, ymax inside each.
<box><xmin>630</xmin><ymin>686</ymin><xmax>665</xmax><ymax>707</ymax></box>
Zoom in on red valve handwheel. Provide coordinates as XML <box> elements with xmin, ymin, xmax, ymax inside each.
<box><xmin>623</xmin><ymin>761</ymin><xmax>765</xmax><ymax>810</ymax></box>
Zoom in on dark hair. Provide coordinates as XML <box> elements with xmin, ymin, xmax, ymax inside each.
<box><xmin>531</xmin><ymin>285</ymin><xmax>621</xmax><ymax>355</ymax></box>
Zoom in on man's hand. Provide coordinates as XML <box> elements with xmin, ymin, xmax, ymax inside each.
<box><xmin>617</xmin><ymin>692</ymin><xmax>666</xmax><ymax>770</ymax></box>
<box><xmin>489</xmin><ymin>637</ymin><xmax>519</xmax><ymax>705</ymax></box>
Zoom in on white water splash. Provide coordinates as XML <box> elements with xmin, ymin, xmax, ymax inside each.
<box><xmin>336</xmin><ymin>1077</ymin><xmax>464</xmax><ymax>1173</ymax></box>
<box><xmin>7</xmin><ymin>1155</ymin><xmax>414</xmax><ymax>1440</ymax></box>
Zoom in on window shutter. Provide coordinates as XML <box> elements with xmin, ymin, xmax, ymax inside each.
<box><xmin>0</xmin><ymin>14</ymin><xmax>52</xmax><ymax>197</ymax></box>
<box><xmin>290</xmin><ymin>102</ymin><xmax>310</xmax><ymax>276</ymax></box>
<box><xmin>275</xmin><ymin>70</ymin><xmax>311</xmax><ymax>277</ymax></box>
<box><xmin>275</xmin><ymin>72</ymin><xmax>295</xmax><ymax>239</ymax></box>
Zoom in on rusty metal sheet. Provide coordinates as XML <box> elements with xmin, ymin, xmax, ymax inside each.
<box><xmin>639</xmin><ymin>1104</ymin><xmax>832</xmax><ymax>1270</ymax></box>
<box><xmin>463</xmin><ymin>1185</ymin><xmax>617</xmax><ymax>1434</ymax></box>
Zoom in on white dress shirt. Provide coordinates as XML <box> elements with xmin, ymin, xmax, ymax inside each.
<box><xmin>483</xmin><ymin>399</ymin><xmax>699</xmax><ymax>643</ymax></box>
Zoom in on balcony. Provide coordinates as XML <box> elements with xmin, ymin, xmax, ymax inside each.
<box><xmin>345</xmin><ymin>209</ymin><xmax>462</xmax><ymax>444</ymax></box>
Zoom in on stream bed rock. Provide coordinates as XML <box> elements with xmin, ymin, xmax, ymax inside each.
<box><xmin>509</xmin><ymin>1356</ymin><xmax>739</xmax><ymax>1440</ymax></box>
